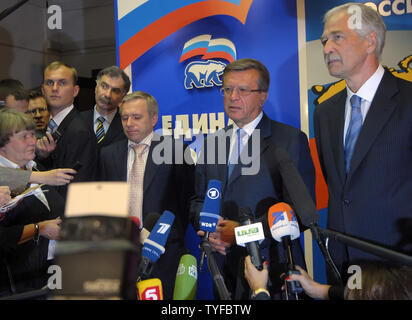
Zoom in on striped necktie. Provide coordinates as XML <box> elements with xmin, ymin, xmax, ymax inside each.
<box><xmin>46</xmin><ymin>118</ymin><xmax>57</xmax><ymax>133</ymax></box>
<box><xmin>96</xmin><ymin>116</ymin><xmax>105</xmax><ymax>144</ymax></box>
<box><xmin>344</xmin><ymin>95</ymin><xmax>363</xmax><ymax>174</ymax></box>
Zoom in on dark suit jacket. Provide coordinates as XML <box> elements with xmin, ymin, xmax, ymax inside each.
<box><xmin>79</xmin><ymin>107</ymin><xmax>126</xmax><ymax>150</ymax></box>
<box><xmin>36</xmin><ymin>108</ymin><xmax>99</xmax><ymax>198</ymax></box>
<box><xmin>313</xmin><ymin>70</ymin><xmax>412</xmax><ymax>276</ymax></box>
<box><xmin>99</xmin><ymin>134</ymin><xmax>195</xmax><ymax>299</ymax></box>
<box><xmin>0</xmin><ymin>183</ymin><xmax>65</xmax><ymax>296</ymax></box>
<box><xmin>191</xmin><ymin>113</ymin><xmax>316</xmax><ymax>299</ymax></box>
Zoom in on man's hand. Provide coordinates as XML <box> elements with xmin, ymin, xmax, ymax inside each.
<box><xmin>197</xmin><ymin>217</ymin><xmax>232</xmax><ymax>255</ymax></box>
<box><xmin>36</xmin><ymin>132</ymin><xmax>56</xmax><ymax>159</ymax></box>
<box><xmin>30</xmin><ymin>169</ymin><xmax>76</xmax><ymax>186</ymax></box>
<box><xmin>0</xmin><ymin>186</ymin><xmax>11</xmax><ymax>206</ymax></box>
<box><xmin>39</xmin><ymin>217</ymin><xmax>62</xmax><ymax>240</ymax></box>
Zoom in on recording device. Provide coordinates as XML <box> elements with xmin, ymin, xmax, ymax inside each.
<box><xmin>198</xmin><ymin>179</ymin><xmax>222</xmax><ymax>272</ymax></box>
<box><xmin>72</xmin><ymin>161</ymin><xmax>82</xmax><ymax>172</ymax></box>
<box><xmin>50</xmin><ymin>129</ymin><xmax>62</xmax><ymax>143</ymax></box>
<box><xmin>268</xmin><ymin>202</ymin><xmax>303</xmax><ymax>298</ymax></box>
<box><xmin>173</xmin><ymin>254</ymin><xmax>197</xmax><ymax>300</ymax></box>
<box><xmin>235</xmin><ymin>206</ymin><xmax>264</xmax><ymax>271</ymax></box>
<box><xmin>138</xmin><ymin>210</ymin><xmax>175</xmax><ymax>279</ymax></box>
<box><xmin>137</xmin><ymin>278</ymin><xmax>163</xmax><ymax>300</ymax></box>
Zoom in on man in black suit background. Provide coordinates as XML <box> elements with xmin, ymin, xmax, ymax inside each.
<box><xmin>36</xmin><ymin>61</ymin><xmax>98</xmax><ymax>198</ymax></box>
<box><xmin>99</xmin><ymin>91</ymin><xmax>195</xmax><ymax>299</ymax></box>
<box><xmin>314</xmin><ymin>3</ymin><xmax>412</xmax><ymax>282</ymax></box>
<box><xmin>79</xmin><ymin>66</ymin><xmax>129</xmax><ymax>150</ymax></box>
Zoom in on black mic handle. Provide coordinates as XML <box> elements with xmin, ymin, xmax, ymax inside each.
<box><xmin>281</xmin><ymin>236</ymin><xmax>303</xmax><ymax>295</ymax></box>
<box><xmin>199</xmin><ymin>231</ymin><xmax>210</xmax><ymax>272</ymax></box>
<box><xmin>246</xmin><ymin>241</ymin><xmax>263</xmax><ymax>271</ymax></box>
<box><xmin>310</xmin><ymin>224</ymin><xmax>342</xmax><ymax>284</ymax></box>
<box><xmin>138</xmin><ymin>256</ymin><xmax>154</xmax><ymax>280</ymax></box>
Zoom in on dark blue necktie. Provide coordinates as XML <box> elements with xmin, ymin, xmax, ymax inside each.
<box><xmin>344</xmin><ymin>95</ymin><xmax>363</xmax><ymax>173</ymax></box>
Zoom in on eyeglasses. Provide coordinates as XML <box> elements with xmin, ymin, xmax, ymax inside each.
<box><xmin>26</xmin><ymin>107</ymin><xmax>48</xmax><ymax>115</ymax></box>
<box><xmin>219</xmin><ymin>87</ymin><xmax>263</xmax><ymax>97</ymax></box>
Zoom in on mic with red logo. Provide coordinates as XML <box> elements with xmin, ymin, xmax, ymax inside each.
<box><xmin>268</xmin><ymin>202</ymin><xmax>303</xmax><ymax>298</ymax></box>
<box><xmin>137</xmin><ymin>278</ymin><xmax>163</xmax><ymax>300</ymax></box>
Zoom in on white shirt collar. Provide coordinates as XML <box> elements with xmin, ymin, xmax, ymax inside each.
<box><xmin>50</xmin><ymin>105</ymin><xmax>74</xmax><ymax>127</ymax></box>
<box><xmin>232</xmin><ymin>111</ymin><xmax>263</xmax><ymax>137</ymax></box>
<box><xmin>93</xmin><ymin>105</ymin><xmax>117</xmax><ymax>125</ymax></box>
<box><xmin>346</xmin><ymin>64</ymin><xmax>385</xmax><ymax>103</ymax></box>
<box><xmin>0</xmin><ymin>154</ymin><xmax>37</xmax><ymax>170</ymax></box>
<box><xmin>127</xmin><ymin>131</ymin><xmax>154</xmax><ymax>149</ymax></box>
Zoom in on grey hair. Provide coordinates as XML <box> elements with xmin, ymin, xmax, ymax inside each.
<box><xmin>323</xmin><ymin>3</ymin><xmax>386</xmax><ymax>60</ymax></box>
<box><xmin>120</xmin><ymin>91</ymin><xmax>158</xmax><ymax>117</ymax></box>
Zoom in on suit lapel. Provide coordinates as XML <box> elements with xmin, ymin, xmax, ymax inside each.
<box><xmin>143</xmin><ymin>135</ymin><xmax>161</xmax><ymax>193</ymax></box>
<box><xmin>103</xmin><ymin>109</ymin><xmax>124</xmax><ymax>146</ymax></box>
<box><xmin>227</xmin><ymin>114</ymin><xmax>271</xmax><ymax>185</ymax></box>
<box><xmin>326</xmin><ymin>91</ymin><xmax>347</xmax><ymax>184</ymax></box>
<box><xmin>116</xmin><ymin>140</ymin><xmax>128</xmax><ymax>180</ymax></box>
<box><xmin>348</xmin><ymin>71</ymin><xmax>398</xmax><ymax>177</ymax></box>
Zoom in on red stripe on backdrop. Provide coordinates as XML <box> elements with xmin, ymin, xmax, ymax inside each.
<box><xmin>119</xmin><ymin>0</ymin><xmax>253</xmax><ymax>69</ymax></box>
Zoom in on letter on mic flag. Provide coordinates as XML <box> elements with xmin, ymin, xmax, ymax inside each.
<box><xmin>199</xmin><ymin>180</ymin><xmax>222</xmax><ymax>232</ymax></box>
<box><xmin>137</xmin><ymin>278</ymin><xmax>163</xmax><ymax>300</ymax></box>
<box><xmin>268</xmin><ymin>202</ymin><xmax>300</xmax><ymax>242</ymax></box>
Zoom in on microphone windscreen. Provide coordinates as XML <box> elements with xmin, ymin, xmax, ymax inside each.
<box><xmin>268</xmin><ymin>202</ymin><xmax>300</xmax><ymax>242</ymax></box>
<box><xmin>144</xmin><ymin>212</ymin><xmax>161</xmax><ymax>232</ymax></box>
<box><xmin>274</xmin><ymin>147</ymin><xmax>319</xmax><ymax>227</ymax></box>
<box><xmin>199</xmin><ymin>180</ymin><xmax>222</xmax><ymax>232</ymax></box>
<box><xmin>142</xmin><ymin>210</ymin><xmax>175</xmax><ymax>263</ymax></box>
<box><xmin>173</xmin><ymin>254</ymin><xmax>197</xmax><ymax>300</ymax></box>
<box><xmin>137</xmin><ymin>278</ymin><xmax>163</xmax><ymax>300</ymax></box>
<box><xmin>140</xmin><ymin>213</ymin><xmax>161</xmax><ymax>244</ymax></box>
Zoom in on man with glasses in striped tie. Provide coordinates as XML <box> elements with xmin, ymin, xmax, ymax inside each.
<box><xmin>314</xmin><ymin>3</ymin><xmax>412</xmax><ymax>284</ymax></box>
<box><xmin>80</xmin><ymin>66</ymin><xmax>129</xmax><ymax>151</ymax></box>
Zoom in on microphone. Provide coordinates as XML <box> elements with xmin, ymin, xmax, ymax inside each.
<box><xmin>198</xmin><ymin>179</ymin><xmax>222</xmax><ymax>272</ymax></box>
<box><xmin>273</xmin><ymin>147</ymin><xmax>341</xmax><ymax>283</ymax></box>
<box><xmin>137</xmin><ymin>278</ymin><xmax>163</xmax><ymax>300</ymax></box>
<box><xmin>140</xmin><ymin>212</ymin><xmax>161</xmax><ymax>244</ymax></box>
<box><xmin>173</xmin><ymin>254</ymin><xmax>197</xmax><ymax>300</ymax></box>
<box><xmin>138</xmin><ymin>210</ymin><xmax>175</xmax><ymax>279</ymax></box>
<box><xmin>268</xmin><ymin>202</ymin><xmax>303</xmax><ymax>297</ymax></box>
<box><xmin>236</xmin><ymin>207</ymin><xmax>264</xmax><ymax>271</ymax></box>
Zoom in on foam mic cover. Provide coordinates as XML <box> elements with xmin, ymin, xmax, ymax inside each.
<box><xmin>268</xmin><ymin>202</ymin><xmax>300</xmax><ymax>242</ymax></box>
<box><xmin>274</xmin><ymin>147</ymin><xmax>319</xmax><ymax>227</ymax></box>
<box><xmin>173</xmin><ymin>254</ymin><xmax>197</xmax><ymax>300</ymax></box>
<box><xmin>142</xmin><ymin>210</ymin><xmax>175</xmax><ymax>263</ymax></box>
<box><xmin>140</xmin><ymin>212</ymin><xmax>161</xmax><ymax>244</ymax></box>
<box><xmin>137</xmin><ymin>278</ymin><xmax>163</xmax><ymax>300</ymax></box>
<box><xmin>199</xmin><ymin>180</ymin><xmax>222</xmax><ymax>233</ymax></box>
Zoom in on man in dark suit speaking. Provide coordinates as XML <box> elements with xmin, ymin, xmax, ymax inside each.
<box><xmin>191</xmin><ymin>58</ymin><xmax>316</xmax><ymax>299</ymax></box>
<box><xmin>99</xmin><ymin>91</ymin><xmax>194</xmax><ymax>299</ymax></box>
<box><xmin>314</xmin><ymin>3</ymin><xmax>412</xmax><ymax>280</ymax></box>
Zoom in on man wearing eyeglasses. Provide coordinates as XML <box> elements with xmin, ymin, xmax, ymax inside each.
<box><xmin>191</xmin><ymin>58</ymin><xmax>315</xmax><ymax>299</ymax></box>
<box><xmin>27</xmin><ymin>90</ymin><xmax>50</xmax><ymax>139</ymax></box>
